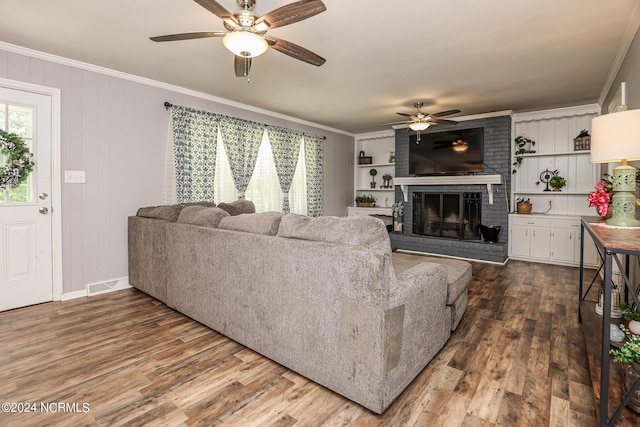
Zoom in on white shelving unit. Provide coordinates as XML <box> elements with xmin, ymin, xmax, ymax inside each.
<box><xmin>351</xmin><ymin>130</ymin><xmax>396</xmax><ymax>216</ymax></box>
<box><xmin>509</xmin><ymin>104</ymin><xmax>601</xmax><ymax>266</ymax></box>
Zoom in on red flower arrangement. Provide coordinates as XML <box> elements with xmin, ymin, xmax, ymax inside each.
<box><xmin>587</xmin><ymin>180</ymin><xmax>611</xmax><ymax>218</ymax></box>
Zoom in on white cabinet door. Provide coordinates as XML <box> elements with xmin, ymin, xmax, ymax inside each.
<box><xmin>552</xmin><ymin>228</ymin><xmax>575</xmax><ymax>263</ymax></box>
<box><xmin>530</xmin><ymin>227</ymin><xmax>551</xmax><ymax>259</ymax></box>
<box><xmin>510</xmin><ymin>225</ymin><xmax>531</xmax><ymax>257</ymax></box>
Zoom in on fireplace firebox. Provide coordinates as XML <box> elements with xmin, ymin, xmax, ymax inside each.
<box><xmin>412</xmin><ymin>192</ymin><xmax>481</xmax><ymax>240</ymax></box>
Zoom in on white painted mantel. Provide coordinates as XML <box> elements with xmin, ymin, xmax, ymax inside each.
<box><xmin>394</xmin><ymin>175</ymin><xmax>503</xmax><ymax>204</ymax></box>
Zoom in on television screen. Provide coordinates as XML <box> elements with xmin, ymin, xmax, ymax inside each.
<box><xmin>409</xmin><ymin>127</ymin><xmax>484</xmax><ymax>175</ymax></box>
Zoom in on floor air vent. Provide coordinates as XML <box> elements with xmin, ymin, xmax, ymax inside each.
<box><xmin>86</xmin><ymin>278</ymin><xmax>130</xmax><ymax>296</ymax></box>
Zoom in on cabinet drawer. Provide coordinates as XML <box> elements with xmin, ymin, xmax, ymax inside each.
<box><xmin>511</xmin><ymin>217</ymin><xmax>551</xmax><ymax>228</ymax></box>
<box><xmin>552</xmin><ymin>219</ymin><xmax>581</xmax><ymax>229</ymax></box>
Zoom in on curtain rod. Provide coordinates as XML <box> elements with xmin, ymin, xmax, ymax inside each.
<box><xmin>163</xmin><ymin>101</ymin><xmax>325</xmax><ymax>139</ymax></box>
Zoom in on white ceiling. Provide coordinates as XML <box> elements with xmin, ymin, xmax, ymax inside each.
<box><xmin>0</xmin><ymin>0</ymin><xmax>638</xmax><ymax>134</ymax></box>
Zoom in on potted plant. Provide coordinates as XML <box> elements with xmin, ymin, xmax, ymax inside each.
<box><xmin>618</xmin><ymin>302</ymin><xmax>640</xmax><ymax>334</ymax></box>
<box><xmin>610</xmin><ymin>323</ymin><xmax>640</xmax><ymax>413</ymax></box>
<box><xmin>355</xmin><ymin>194</ymin><xmax>376</xmax><ymax>207</ymax></box>
<box><xmin>512</xmin><ymin>135</ymin><xmax>536</xmax><ymax>174</ymax></box>
<box><xmin>550</xmin><ymin>175</ymin><xmax>566</xmax><ymax>191</ymax></box>
<box><xmin>516</xmin><ymin>197</ymin><xmax>532</xmax><ymax>214</ymax></box>
<box><xmin>382</xmin><ymin>173</ymin><xmax>392</xmax><ymax>188</ymax></box>
<box><xmin>369</xmin><ymin>168</ymin><xmax>378</xmax><ymax>189</ymax></box>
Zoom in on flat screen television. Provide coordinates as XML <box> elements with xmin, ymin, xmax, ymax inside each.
<box><xmin>409</xmin><ymin>127</ymin><xmax>484</xmax><ymax>175</ymax></box>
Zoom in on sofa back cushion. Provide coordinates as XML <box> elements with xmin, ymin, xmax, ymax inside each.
<box><xmin>218</xmin><ymin>211</ymin><xmax>283</xmax><ymax>236</ymax></box>
<box><xmin>217</xmin><ymin>200</ymin><xmax>256</xmax><ymax>216</ymax></box>
<box><xmin>277</xmin><ymin>214</ymin><xmax>391</xmax><ymax>253</ymax></box>
<box><xmin>177</xmin><ymin>206</ymin><xmax>229</xmax><ymax>227</ymax></box>
<box><xmin>136</xmin><ymin>204</ymin><xmax>185</xmax><ymax>222</ymax></box>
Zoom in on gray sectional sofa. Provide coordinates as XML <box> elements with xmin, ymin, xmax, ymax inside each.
<box><xmin>128</xmin><ymin>202</ymin><xmax>471</xmax><ymax>414</ymax></box>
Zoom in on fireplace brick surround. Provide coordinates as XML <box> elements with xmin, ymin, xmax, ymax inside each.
<box><xmin>389</xmin><ymin>115</ymin><xmax>511</xmax><ymax>263</ymax></box>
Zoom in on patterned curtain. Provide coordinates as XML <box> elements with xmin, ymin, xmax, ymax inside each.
<box><xmin>171</xmin><ymin>105</ymin><xmax>218</xmax><ymax>203</ymax></box>
<box><xmin>304</xmin><ymin>134</ymin><xmax>324</xmax><ymax>217</ymax></box>
<box><xmin>268</xmin><ymin>126</ymin><xmax>303</xmax><ymax>212</ymax></box>
<box><xmin>219</xmin><ymin>117</ymin><xmax>264</xmax><ymax>199</ymax></box>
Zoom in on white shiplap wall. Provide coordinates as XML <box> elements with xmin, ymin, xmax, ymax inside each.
<box><xmin>0</xmin><ymin>46</ymin><xmax>354</xmax><ymax>295</ymax></box>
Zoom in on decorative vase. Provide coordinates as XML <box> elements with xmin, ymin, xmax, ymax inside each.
<box><xmin>623</xmin><ymin>362</ymin><xmax>640</xmax><ymax>413</ymax></box>
<box><xmin>370</xmin><ymin>181</ymin><xmax>376</xmax><ymax>189</ymax></box>
<box><xmin>389</xmin><ymin>152</ymin><xmax>395</xmax><ymax>163</ymax></box>
<box><xmin>629</xmin><ymin>320</ymin><xmax>640</xmax><ymax>335</ymax></box>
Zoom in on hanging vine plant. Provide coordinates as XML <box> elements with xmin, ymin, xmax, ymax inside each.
<box><xmin>0</xmin><ymin>129</ymin><xmax>35</xmax><ymax>192</ymax></box>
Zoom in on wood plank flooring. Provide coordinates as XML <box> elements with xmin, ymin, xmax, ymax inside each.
<box><xmin>0</xmin><ymin>259</ymin><xmax>598</xmax><ymax>426</ymax></box>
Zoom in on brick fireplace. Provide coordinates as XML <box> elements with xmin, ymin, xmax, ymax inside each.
<box><xmin>389</xmin><ymin>115</ymin><xmax>512</xmax><ymax>263</ymax></box>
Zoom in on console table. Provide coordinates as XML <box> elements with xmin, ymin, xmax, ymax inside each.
<box><xmin>579</xmin><ymin>216</ymin><xmax>640</xmax><ymax>426</ymax></box>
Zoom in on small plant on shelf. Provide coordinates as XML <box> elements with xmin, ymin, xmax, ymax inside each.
<box><xmin>512</xmin><ymin>135</ymin><xmax>536</xmax><ymax>174</ymax></box>
<box><xmin>610</xmin><ymin>324</ymin><xmax>640</xmax><ymax>364</ymax></box>
<box><xmin>355</xmin><ymin>194</ymin><xmax>376</xmax><ymax>207</ymax></box>
<box><xmin>382</xmin><ymin>173</ymin><xmax>393</xmax><ymax>188</ymax></box>
<box><xmin>369</xmin><ymin>168</ymin><xmax>378</xmax><ymax>189</ymax></box>
<box><xmin>550</xmin><ymin>174</ymin><xmax>566</xmax><ymax>191</ymax></box>
<box><xmin>516</xmin><ymin>197</ymin><xmax>532</xmax><ymax>214</ymax></box>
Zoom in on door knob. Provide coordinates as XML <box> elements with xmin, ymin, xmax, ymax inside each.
<box><xmin>39</xmin><ymin>192</ymin><xmax>48</xmax><ymax>200</ymax></box>
<box><xmin>39</xmin><ymin>207</ymin><xmax>49</xmax><ymax>214</ymax></box>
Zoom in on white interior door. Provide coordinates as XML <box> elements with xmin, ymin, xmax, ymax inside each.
<box><xmin>0</xmin><ymin>87</ymin><xmax>52</xmax><ymax>311</ymax></box>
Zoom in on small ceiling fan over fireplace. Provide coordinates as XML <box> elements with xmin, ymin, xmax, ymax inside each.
<box><xmin>150</xmin><ymin>0</ymin><xmax>326</xmax><ymax>79</ymax></box>
<box><xmin>387</xmin><ymin>101</ymin><xmax>460</xmax><ymax>142</ymax></box>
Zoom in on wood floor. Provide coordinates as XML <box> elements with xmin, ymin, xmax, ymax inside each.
<box><xmin>0</xmin><ymin>259</ymin><xmax>598</xmax><ymax>426</ymax></box>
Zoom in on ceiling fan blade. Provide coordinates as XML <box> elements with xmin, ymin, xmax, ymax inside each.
<box><xmin>257</xmin><ymin>0</ymin><xmax>326</xmax><ymax>30</ymax></box>
<box><xmin>234</xmin><ymin>56</ymin><xmax>252</xmax><ymax>78</ymax></box>
<box><xmin>265</xmin><ymin>36</ymin><xmax>325</xmax><ymax>66</ymax></box>
<box><xmin>431</xmin><ymin>109</ymin><xmax>461</xmax><ymax>117</ymax></box>
<box><xmin>429</xmin><ymin>118</ymin><xmax>458</xmax><ymax>125</ymax></box>
<box><xmin>382</xmin><ymin>120</ymin><xmax>413</xmax><ymax>125</ymax></box>
<box><xmin>396</xmin><ymin>112</ymin><xmax>415</xmax><ymax>119</ymax></box>
<box><xmin>193</xmin><ymin>0</ymin><xmax>237</xmax><ymax>22</ymax></box>
<box><xmin>150</xmin><ymin>31</ymin><xmax>225</xmax><ymax>42</ymax></box>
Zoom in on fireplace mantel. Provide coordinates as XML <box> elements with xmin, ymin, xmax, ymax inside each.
<box><xmin>394</xmin><ymin>174</ymin><xmax>503</xmax><ymax>204</ymax></box>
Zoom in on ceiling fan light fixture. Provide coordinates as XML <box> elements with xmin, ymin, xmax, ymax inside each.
<box><xmin>452</xmin><ymin>144</ymin><xmax>468</xmax><ymax>152</ymax></box>
<box><xmin>409</xmin><ymin>122</ymin><xmax>430</xmax><ymax>131</ymax></box>
<box><xmin>223</xmin><ymin>31</ymin><xmax>268</xmax><ymax>58</ymax></box>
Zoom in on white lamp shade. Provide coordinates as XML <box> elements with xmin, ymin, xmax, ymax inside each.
<box><xmin>223</xmin><ymin>31</ymin><xmax>268</xmax><ymax>58</ymax></box>
<box><xmin>409</xmin><ymin>122</ymin><xmax>430</xmax><ymax>131</ymax></box>
<box><xmin>590</xmin><ymin>109</ymin><xmax>640</xmax><ymax>163</ymax></box>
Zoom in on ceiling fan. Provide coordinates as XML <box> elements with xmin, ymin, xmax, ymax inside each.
<box><xmin>150</xmin><ymin>0</ymin><xmax>326</xmax><ymax>79</ymax></box>
<box><xmin>388</xmin><ymin>101</ymin><xmax>460</xmax><ymax>142</ymax></box>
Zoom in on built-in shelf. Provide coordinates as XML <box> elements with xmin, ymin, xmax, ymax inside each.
<box><xmin>394</xmin><ymin>174</ymin><xmax>502</xmax><ymax>204</ymax></box>
<box><xmin>522</xmin><ymin>151</ymin><xmax>590</xmax><ymax>157</ymax></box>
<box><xmin>356</xmin><ymin>162</ymin><xmax>395</xmax><ymax>168</ymax></box>
<box><xmin>515</xmin><ymin>191</ymin><xmax>591</xmax><ymax>195</ymax></box>
<box><xmin>356</xmin><ymin>188</ymin><xmax>395</xmax><ymax>192</ymax></box>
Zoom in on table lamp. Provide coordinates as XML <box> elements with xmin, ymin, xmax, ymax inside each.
<box><xmin>590</xmin><ymin>109</ymin><xmax>640</xmax><ymax>227</ymax></box>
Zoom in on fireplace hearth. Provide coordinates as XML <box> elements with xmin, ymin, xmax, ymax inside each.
<box><xmin>412</xmin><ymin>192</ymin><xmax>481</xmax><ymax>240</ymax></box>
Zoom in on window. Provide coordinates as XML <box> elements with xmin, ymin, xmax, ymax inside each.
<box><xmin>0</xmin><ymin>103</ymin><xmax>35</xmax><ymax>204</ymax></box>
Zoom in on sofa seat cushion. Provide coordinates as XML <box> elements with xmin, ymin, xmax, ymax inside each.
<box><xmin>217</xmin><ymin>200</ymin><xmax>256</xmax><ymax>216</ymax></box>
<box><xmin>392</xmin><ymin>252</ymin><xmax>471</xmax><ymax>304</ymax></box>
<box><xmin>218</xmin><ymin>211</ymin><xmax>283</xmax><ymax>236</ymax></box>
<box><xmin>278</xmin><ymin>214</ymin><xmax>391</xmax><ymax>253</ymax></box>
<box><xmin>177</xmin><ymin>206</ymin><xmax>229</xmax><ymax>227</ymax></box>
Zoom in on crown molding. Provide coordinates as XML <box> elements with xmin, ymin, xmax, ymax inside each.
<box><xmin>0</xmin><ymin>42</ymin><xmax>353</xmax><ymax>137</ymax></box>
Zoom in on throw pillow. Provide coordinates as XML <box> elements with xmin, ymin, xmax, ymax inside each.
<box><xmin>136</xmin><ymin>204</ymin><xmax>185</xmax><ymax>222</ymax></box>
<box><xmin>218</xmin><ymin>211</ymin><xmax>283</xmax><ymax>236</ymax></box>
<box><xmin>217</xmin><ymin>200</ymin><xmax>256</xmax><ymax>216</ymax></box>
<box><xmin>176</xmin><ymin>206</ymin><xmax>230</xmax><ymax>227</ymax></box>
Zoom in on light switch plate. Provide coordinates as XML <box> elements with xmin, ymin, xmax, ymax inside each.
<box><xmin>64</xmin><ymin>170</ymin><xmax>86</xmax><ymax>184</ymax></box>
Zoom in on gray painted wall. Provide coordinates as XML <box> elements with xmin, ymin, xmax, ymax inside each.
<box><xmin>602</xmin><ymin>29</ymin><xmax>640</xmax><ymax>111</ymax></box>
<box><xmin>0</xmin><ymin>47</ymin><xmax>354</xmax><ymax>294</ymax></box>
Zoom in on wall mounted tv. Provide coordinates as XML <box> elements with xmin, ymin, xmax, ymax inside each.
<box><xmin>409</xmin><ymin>127</ymin><xmax>484</xmax><ymax>176</ymax></box>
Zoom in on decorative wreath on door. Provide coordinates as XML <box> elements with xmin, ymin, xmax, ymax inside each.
<box><xmin>0</xmin><ymin>129</ymin><xmax>35</xmax><ymax>192</ymax></box>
